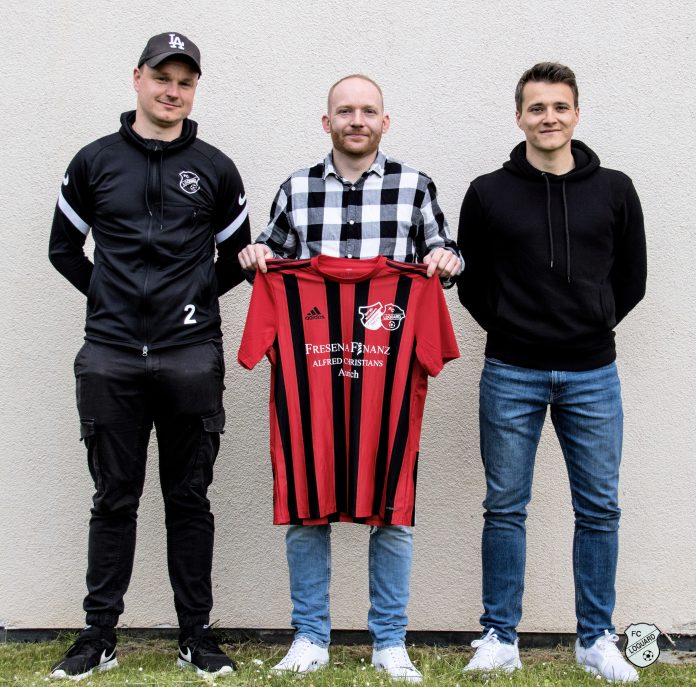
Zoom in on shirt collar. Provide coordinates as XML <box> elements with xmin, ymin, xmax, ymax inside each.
<box><xmin>322</xmin><ymin>150</ymin><xmax>387</xmax><ymax>181</ymax></box>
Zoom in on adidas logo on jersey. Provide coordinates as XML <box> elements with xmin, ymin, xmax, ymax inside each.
<box><xmin>305</xmin><ymin>307</ymin><xmax>325</xmax><ymax>320</ymax></box>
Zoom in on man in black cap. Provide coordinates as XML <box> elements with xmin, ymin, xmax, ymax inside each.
<box><xmin>48</xmin><ymin>32</ymin><xmax>250</xmax><ymax>679</ymax></box>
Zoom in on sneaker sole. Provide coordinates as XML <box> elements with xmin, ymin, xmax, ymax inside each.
<box><xmin>177</xmin><ymin>657</ymin><xmax>235</xmax><ymax>677</ymax></box>
<box><xmin>50</xmin><ymin>658</ymin><xmax>118</xmax><ymax>681</ymax></box>
<box><xmin>463</xmin><ymin>659</ymin><xmax>522</xmax><ymax>675</ymax></box>
<box><xmin>373</xmin><ymin>664</ymin><xmax>423</xmax><ymax>683</ymax></box>
<box><xmin>270</xmin><ymin>659</ymin><xmax>329</xmax><ymax>675</ymax></box>
<box><xmin>579</xmin><ymin>663</ymin><xmax>638</xmax><ymax>683</ymax></box>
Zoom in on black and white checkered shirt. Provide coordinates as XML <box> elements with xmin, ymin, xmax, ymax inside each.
<box><xmin>256</xmin><ymin>151</ymin><xmax>462</xmax><ymax>270</ymax></box>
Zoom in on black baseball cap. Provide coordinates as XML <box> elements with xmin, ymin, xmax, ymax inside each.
<box><xmin>138</xmin><ymin>32</ymin><xmax>202</xmax><ymax>75</ymax></box>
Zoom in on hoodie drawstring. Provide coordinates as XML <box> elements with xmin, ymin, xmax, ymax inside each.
<box><xmin>542</xmin><ymin>174</ymin><xmax>572</xmax><ymax>284</ymax></box>
<box><xmin>543</xmin><ymin>173</ymin><xmax>554</xmax><ymax>269</ymax></box>
<box><xmin>561</xmin><ymin>181</ymin><xmax>570</xmax><ymax>283</ymax></box>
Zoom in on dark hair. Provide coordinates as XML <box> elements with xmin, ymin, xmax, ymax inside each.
<box><xmin>515</xmin><ymin>62</ymin><xmax>578</xmax><ymax>111</ymax></box>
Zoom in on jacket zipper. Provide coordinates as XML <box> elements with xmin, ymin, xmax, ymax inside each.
<box><xmin>142</xmin><ymin>144</ymin><xmax>162</xmax><ymax>355</ymax></box>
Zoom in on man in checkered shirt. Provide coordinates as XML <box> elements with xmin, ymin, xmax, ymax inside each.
<box><xmin>239</xmin><ymin>74</ymin><xmax>461</xmax><ymax>683</ymax></box>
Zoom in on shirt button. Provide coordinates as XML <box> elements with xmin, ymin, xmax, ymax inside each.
<box><xmin>351</xmin><ymin>186</ymin><xmax>356</xmax><ymax>191</ymax></box>
<box><xmin>349</xmin><ymin>220</ymin><xmax>355</xmax><ymax>225</ymax></box>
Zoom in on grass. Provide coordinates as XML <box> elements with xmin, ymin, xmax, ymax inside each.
<box><xmin>0</xmin><ymin>637</ymin><xmax>694</xmax><ymax>686</ymax></box>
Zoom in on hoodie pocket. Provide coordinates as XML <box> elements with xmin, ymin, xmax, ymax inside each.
<box><xmin>599</xmin><ymin>281</ymin><xmax>617</xmax><ymax>328</ymax></box>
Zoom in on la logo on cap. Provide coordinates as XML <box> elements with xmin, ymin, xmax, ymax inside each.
<box><xmin>169</xmin><ymin>33</ymin><xmax>185</xmax><ymax>50</ymax></box>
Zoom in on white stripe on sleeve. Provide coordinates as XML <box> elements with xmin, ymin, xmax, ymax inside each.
<box><xmin>215</xmin><ymin>204</ymin><xmax>249</xmax><ymax>244</ymax></box>
<box><xmin>58</xmin><ymin>190</ymin><xmax>90</xmax><ymax>235</ymax></box>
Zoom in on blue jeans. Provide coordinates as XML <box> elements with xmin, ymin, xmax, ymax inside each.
<box><xmin>285</xmin><ymin>524</ymin><xmax>413</xmax><ymax>649</ymax></box>
<box><xmin>478</xmin><ymin>358</ymin><xmax>623</xmax><ymax>648</ymax></box>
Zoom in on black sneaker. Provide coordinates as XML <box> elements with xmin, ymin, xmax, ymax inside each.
<box><xmin>177</xmin><ymin>625</ymin><xmax>237</xmax><ymax>676</ymax></box>
<box><xmin>50</xmin><ymin>625</ymin><xmax>117</xmax><ymax>680</ymax></box>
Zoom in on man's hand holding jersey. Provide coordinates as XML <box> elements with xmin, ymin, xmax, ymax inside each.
<box><xmin>238</xmin><ymin>243</ymin><xmax>274</xmax><ymax>273</ymax></box>
<box><xmin>238</xmin><ymin>243</ymin><xmax>460</xmax><ymax>279</ymax></box>
<box><xmin>422</xmin><ymin>247</ymin><xmax>461</xmax><ymax>279</ymax></box>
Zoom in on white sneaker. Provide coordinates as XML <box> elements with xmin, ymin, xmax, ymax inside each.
<box><xmin>270</xmin><ymin>637</ymin><xmax>329</xmax><ymax>674</ymax></box>
<box><xmin>372</xmin><ymin>645</ymin><xmax>423</xmax><ymax>683</ymax></box>
<box><xmin>463</xmin><ymin>628</ymin><xmax>522</xmax><ymax>673</ymax></box>
<box><xmin>576</xmin><ymin>630</ymin><xmax>639</xmax><ymax>683</ymax></box>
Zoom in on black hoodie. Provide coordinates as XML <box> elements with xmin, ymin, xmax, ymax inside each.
<box><xmin>457</xmin><ymin>140</ymin><xmax>646</xmax><ymax>371</ymax></box>
<box><xmin>50</xmin><ymin>111</ymin><xmax>251</xmax><ymax>354</ymax></box>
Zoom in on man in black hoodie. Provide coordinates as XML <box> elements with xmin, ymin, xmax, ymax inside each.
<box><xmin>457</xmin><ymin>63</ymin><xmax>646</xmax><ymax>683</ymax></box>
<box><xmin>48</xmin><ymin>33</ymin><xmax>250</xmax><ymax>680</ymax></box>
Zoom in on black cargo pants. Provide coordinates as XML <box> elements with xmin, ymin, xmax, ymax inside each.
<box><xmin>74</xmin><ymin>340</ymin><xmax>226</xmax><ymax>628</ymax></box>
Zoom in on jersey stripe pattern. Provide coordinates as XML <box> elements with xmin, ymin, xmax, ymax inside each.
<box><xmin>238</xmin><ymin>255</ymin><xmax>459</xmax><ymax>526</ymax></box>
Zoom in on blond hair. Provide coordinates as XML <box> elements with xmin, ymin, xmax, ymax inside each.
<box><xmin>327</xmin><ymin>74</ymin><xmax>384</xmax><ymax>112</ymax></box>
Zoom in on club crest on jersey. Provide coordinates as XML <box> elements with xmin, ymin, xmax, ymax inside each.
<box><xmin>179</xmin><ymin>171</ymin><xmax>200</xmax><ymax>194</ymax></box>
<box><xmin>359</xmin><ymin>302</ymin><xmax>406</xmax><ymax>331</ymax></box>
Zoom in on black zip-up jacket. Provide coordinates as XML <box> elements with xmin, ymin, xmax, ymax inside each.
<box><xmin>457</xmin><ymin>140</ymin><xmax>647</xmax><ymax>370</ymax></box>
<box><xmin>49</xmin><ymin>111</ymin><xmax>251</xmax><ymax>354</ymax></box>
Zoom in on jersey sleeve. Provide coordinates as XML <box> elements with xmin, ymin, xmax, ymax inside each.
<box><xmin>213</xmin><ymin>154</ymin><xmax>252</xmax><ymax>295</ymax></box>
<box><xmin>238</xmin><ymin>269</ymin><xmax>279</xmax><ymax>369</ymax></box>
<box><xmin>414</xmin><ymin>276</ymin><xmax>460</xmax><ymax>377</ymax></box>
<box><xmin>48</xmin><ymin>148</ymin><xmax>95</xmax><ymax>295</ymax></box>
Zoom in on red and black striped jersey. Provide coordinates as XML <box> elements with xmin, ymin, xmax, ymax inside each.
<box><xmin>238</xmin><ymin>255</ymin><xmax>459</xmax><ymax>526</ymax></box>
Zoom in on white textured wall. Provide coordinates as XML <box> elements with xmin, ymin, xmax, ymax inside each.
<box><xmin>2</xmin><ymin>0</ymin><xmax>694</xmax><ymax>636</ymax></box>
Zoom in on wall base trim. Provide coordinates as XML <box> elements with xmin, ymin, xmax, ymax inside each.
<box><xmin>2</xmin><ymin>627</ymin><xmax>695</xmax><ymax>651</ymax></box>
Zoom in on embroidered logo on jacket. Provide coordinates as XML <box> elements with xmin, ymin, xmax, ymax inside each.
<box><xmin>359</xmin><ymin>302</ymin><xmax>406</xmax><ymax>331</ymax></box>
<box><xmin>179</xmin><ymin>171</ymin><xmax>200</xmax><ymax>194</ymax></box>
